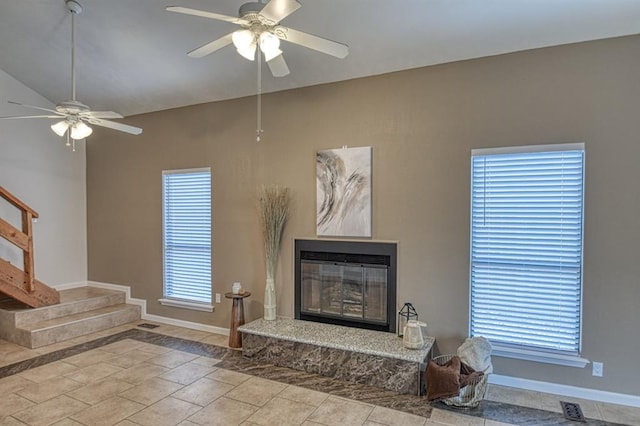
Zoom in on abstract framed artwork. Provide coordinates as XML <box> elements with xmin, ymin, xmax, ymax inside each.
<box><xmin>316</xmin><ymin>146</ymin><xmax>372</xmax><ymax>237</ymax></box>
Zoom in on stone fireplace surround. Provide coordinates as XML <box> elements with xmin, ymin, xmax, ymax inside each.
<box><xmin>240</xmin><ymin>240</ymin><xmax>431</xmax><ymax>395</ymax></box>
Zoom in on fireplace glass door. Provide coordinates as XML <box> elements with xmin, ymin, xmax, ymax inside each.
<box><xmin>301</xmin><ymin>260</ymin><xmax>388</xmax><ymax>325</ymax></box>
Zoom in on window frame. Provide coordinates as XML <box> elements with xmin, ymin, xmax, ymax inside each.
<box><xmin>159</xmin><ymin>167</ymin><xmax>213</xmax><ymax>312</ymax></box>
<box><xmin>469</xmin><ymin>143</ymin><xmax>588</xmax><ymax>368</ymax></box>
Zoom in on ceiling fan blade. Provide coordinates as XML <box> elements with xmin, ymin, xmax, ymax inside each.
<box><xmin>7</xmin><ymin>101</ymin><xmax>63</xmax><ymax>115</ymax></box>
<box><xmin>267</xmin><ymin>54</ymin><xmax>290</xmax><ymax>77</ymax></box>
<box><xmin>87</xmin><ymin>118</ymin><xmax>143</xmax><ymax>135</ymax></box>
<box><xmin>82</xmin><ymin>111</ymin><xmax>124</xmax><ymax>119</ymax></box>
<box><xmin>0</xmin><ymin>115</ymin><xmax>61</xmax><ymax>119</ymax></box>
<box><xmin>259</xmin><ymin>0</ymin><xmax>301</xmax><ymax>24</ymax></box>
<box><xmin>188</xmin><ymin>33</ymin><xmax>234</xmax><ymax>58</ymax></box>
<box><xmin>279</xmin><ymin>27</ymin><xmax>349</xmax><ymax>58</ymax></box>
<box><xmin>166</xmin><ymin>6</ymin><xmax>249</xmax><ymax>25</ymax></box>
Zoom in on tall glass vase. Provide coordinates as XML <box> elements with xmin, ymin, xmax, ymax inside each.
<box><xmin>264</xmin><ymin>276</ymin><xmax>276</xmax><ymax>320</ymax></box>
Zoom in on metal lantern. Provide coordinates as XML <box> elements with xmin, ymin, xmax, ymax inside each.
<box><xmin>397</xmin><ymin>302</ymin><xmax>418</xmax><ymax>337</ymax></box>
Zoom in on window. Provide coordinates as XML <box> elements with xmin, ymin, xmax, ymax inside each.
<box><xmin>470</xmin><ymin>144</ymin><xmax>586</xmax><ymax>366</ymax></box>
<box><xmin>161</xmin><ymin>168</ymin><xmax>212</xmax><ymax>311</ymax></box>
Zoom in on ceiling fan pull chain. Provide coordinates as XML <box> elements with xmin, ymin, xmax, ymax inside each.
<box><xmin>256</xmin><ymin>48</ymin><xmax>263</xmax><ymax>142</ymax></box>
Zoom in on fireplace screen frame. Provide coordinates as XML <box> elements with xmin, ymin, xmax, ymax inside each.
<box><xmin>294</xmin><ymin>239</ymin><xmax>397</xmax><ymax>333</ymax></box>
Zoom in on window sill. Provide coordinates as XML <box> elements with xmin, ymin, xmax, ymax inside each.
<box><xmin>492</xmin><ymin>344</ymin><xmax>589</xmax><ymax>368</ymax></box>
<box><xmin>158</xmin><ymin>298</ymin><xmax>214</xmax><ymax>312</ymax></box>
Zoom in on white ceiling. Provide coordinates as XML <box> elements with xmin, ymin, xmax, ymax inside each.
<box><xmin>1</xmin><ymin>0</ymin><xmax>640</xmax><ymax>117</ymax></box>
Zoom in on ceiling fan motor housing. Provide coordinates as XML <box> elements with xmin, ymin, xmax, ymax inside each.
<box><xmin>55</xmin><ymin>100</ymin><xmax>90</xmax><ymax>115</ymax></box>
<box><xmin>239</xmin><ymin>2</ymin><xmax>265</xmax><ymax>20</ymax></box>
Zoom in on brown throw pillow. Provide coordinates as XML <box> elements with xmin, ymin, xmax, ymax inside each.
<box><xmin>426</xmin><ymin>356</ymin><xmax>461</xmax><ymax>401</ymax></box>
<box><xmin>459</xmin><ymin>361</ymin><xmax>484</xmax><ymax>388</ymax></box>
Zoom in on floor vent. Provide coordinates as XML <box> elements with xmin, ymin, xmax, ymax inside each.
<box><xmin>560</xmin><ymin>401</ymin><xmax>586</xmax><ymax>422</ymax></box>
<box><xmin>137</xmin><ymin>323</ymin><xmax>160</xmax><ymax>329</ymax></box>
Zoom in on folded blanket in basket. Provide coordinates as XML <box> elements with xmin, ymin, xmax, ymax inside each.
<box><xmin>426</xmin><ymin>356</ymin><xmax>484</xmax><ymax>401</ymax></box>
<box><xmin>457</xmin><ymin>336</ymin><xmax>493</xmax><ymax>374</ymax></box>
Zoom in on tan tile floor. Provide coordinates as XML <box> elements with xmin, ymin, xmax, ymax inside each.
<box><xmin>0</xmin><ymin>321</ymin><xmax>639</xmax><ymax>426</ymax></box>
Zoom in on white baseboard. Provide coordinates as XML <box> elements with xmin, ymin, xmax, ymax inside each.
<box><xmin>62</xmin><ymin>280</ymin><xmax>230</xmax><ymax>336</ymax></box>
<box><xmin>86</xmin><ymin>280</ymin><xmax>146</xmax><ymax>315</ymax></box>
<box><xmin>140</xmin><ymin>312</ymin><xmax>229</xmax><ymax>336</ymax></box>
<box><xmin>87</xmin><ymin>280</ymin><xmax>230</xmax><ymax>336</ymax></box>
<box><xmin>489</xmin><ymin>374</ymin><xmax>640</xmax><ymax>408</ymax></box>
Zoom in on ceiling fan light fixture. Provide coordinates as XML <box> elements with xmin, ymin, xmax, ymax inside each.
<box><xmin>233</xmin><ymin>29</ymin><xmax>257</xmax><ymax>60</ymax></box>
<box><xmin>259</xmin><ymin>31</ymin><xmax>281</xmax><ymax>61</ymax></box>
<box><xmin>232</xmin><ymin>29</ymin><xmax>255</xmax><ymax>49</ymax></box>
<box><xmin>51</xmin><ymin>120</ymin><xmax>70</xmax><ymax>137</ymax></box>
<box><xmin>236</xmin><ymin>43</ymin><xmax>257</xmax><ymax>61</ymax></box>
<box><xmin>70</xmin><ymin>121</ymin><xmax>93</xmax><ymax>140</ymax></box>
<box><xmin>260</xmin><ymin>31</ymin><xmax>282</xmax><ymax>61</ymax></box>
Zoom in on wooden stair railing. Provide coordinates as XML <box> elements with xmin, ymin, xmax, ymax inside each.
<box><xmin>0</xmin><ymin>186</ymin><xmax>59</xmax><ymax>307</ymax></box>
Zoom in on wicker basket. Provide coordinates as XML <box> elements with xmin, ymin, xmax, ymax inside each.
<box><xmin>431</xmin><ymin>354</ymin><xmax>488</xmax><ymax>408</ymax></box>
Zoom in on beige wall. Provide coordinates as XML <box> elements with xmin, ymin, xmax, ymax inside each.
<box><xmin>87</xmin><ymin>35</ymin><xmax>640</xmax><ymax>395</ymax></box>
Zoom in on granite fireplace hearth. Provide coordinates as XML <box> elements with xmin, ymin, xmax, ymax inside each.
<box><xmin>239</xmin><ymin>318</ymin><xmax>434</xmax><ymax>395</ymax></box>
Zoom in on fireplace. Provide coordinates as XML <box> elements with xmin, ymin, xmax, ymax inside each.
<box><xmin>294</xmin><ymin>239</ymin><xmax>397</xmax><ymax>333</ymax></box>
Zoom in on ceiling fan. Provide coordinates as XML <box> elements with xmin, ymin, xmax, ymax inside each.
<box><xmin>1</xmin><ymin>0</ymin><xmax>142</xmax><ymax>150</ymax></box>
<box><xmin>166</xmin><ymin>0</ymin><xmax>349</xmax><ymax>77</ymax></box>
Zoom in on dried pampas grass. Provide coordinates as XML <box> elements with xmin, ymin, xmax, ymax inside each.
<box><xmin>258</xmin><ymin>185</ymin><xmax>290</xmax><ymax>279</ymax></box>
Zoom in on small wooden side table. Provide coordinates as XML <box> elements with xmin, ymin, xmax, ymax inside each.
<box><xmin>225</xmin><ymin>292</ymin><xmax>251</xmax><ymax>348</ymax></box>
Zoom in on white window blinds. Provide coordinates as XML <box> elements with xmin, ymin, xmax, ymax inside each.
<box><xmin>470</xmin><ymin>145</ymin><xmax>584</xmax><ymax>355</ymax></box>
<box><xmin>162</xmin><ymin>169</ymin><xmax>212</xmax><ymax>304</ymax></box>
